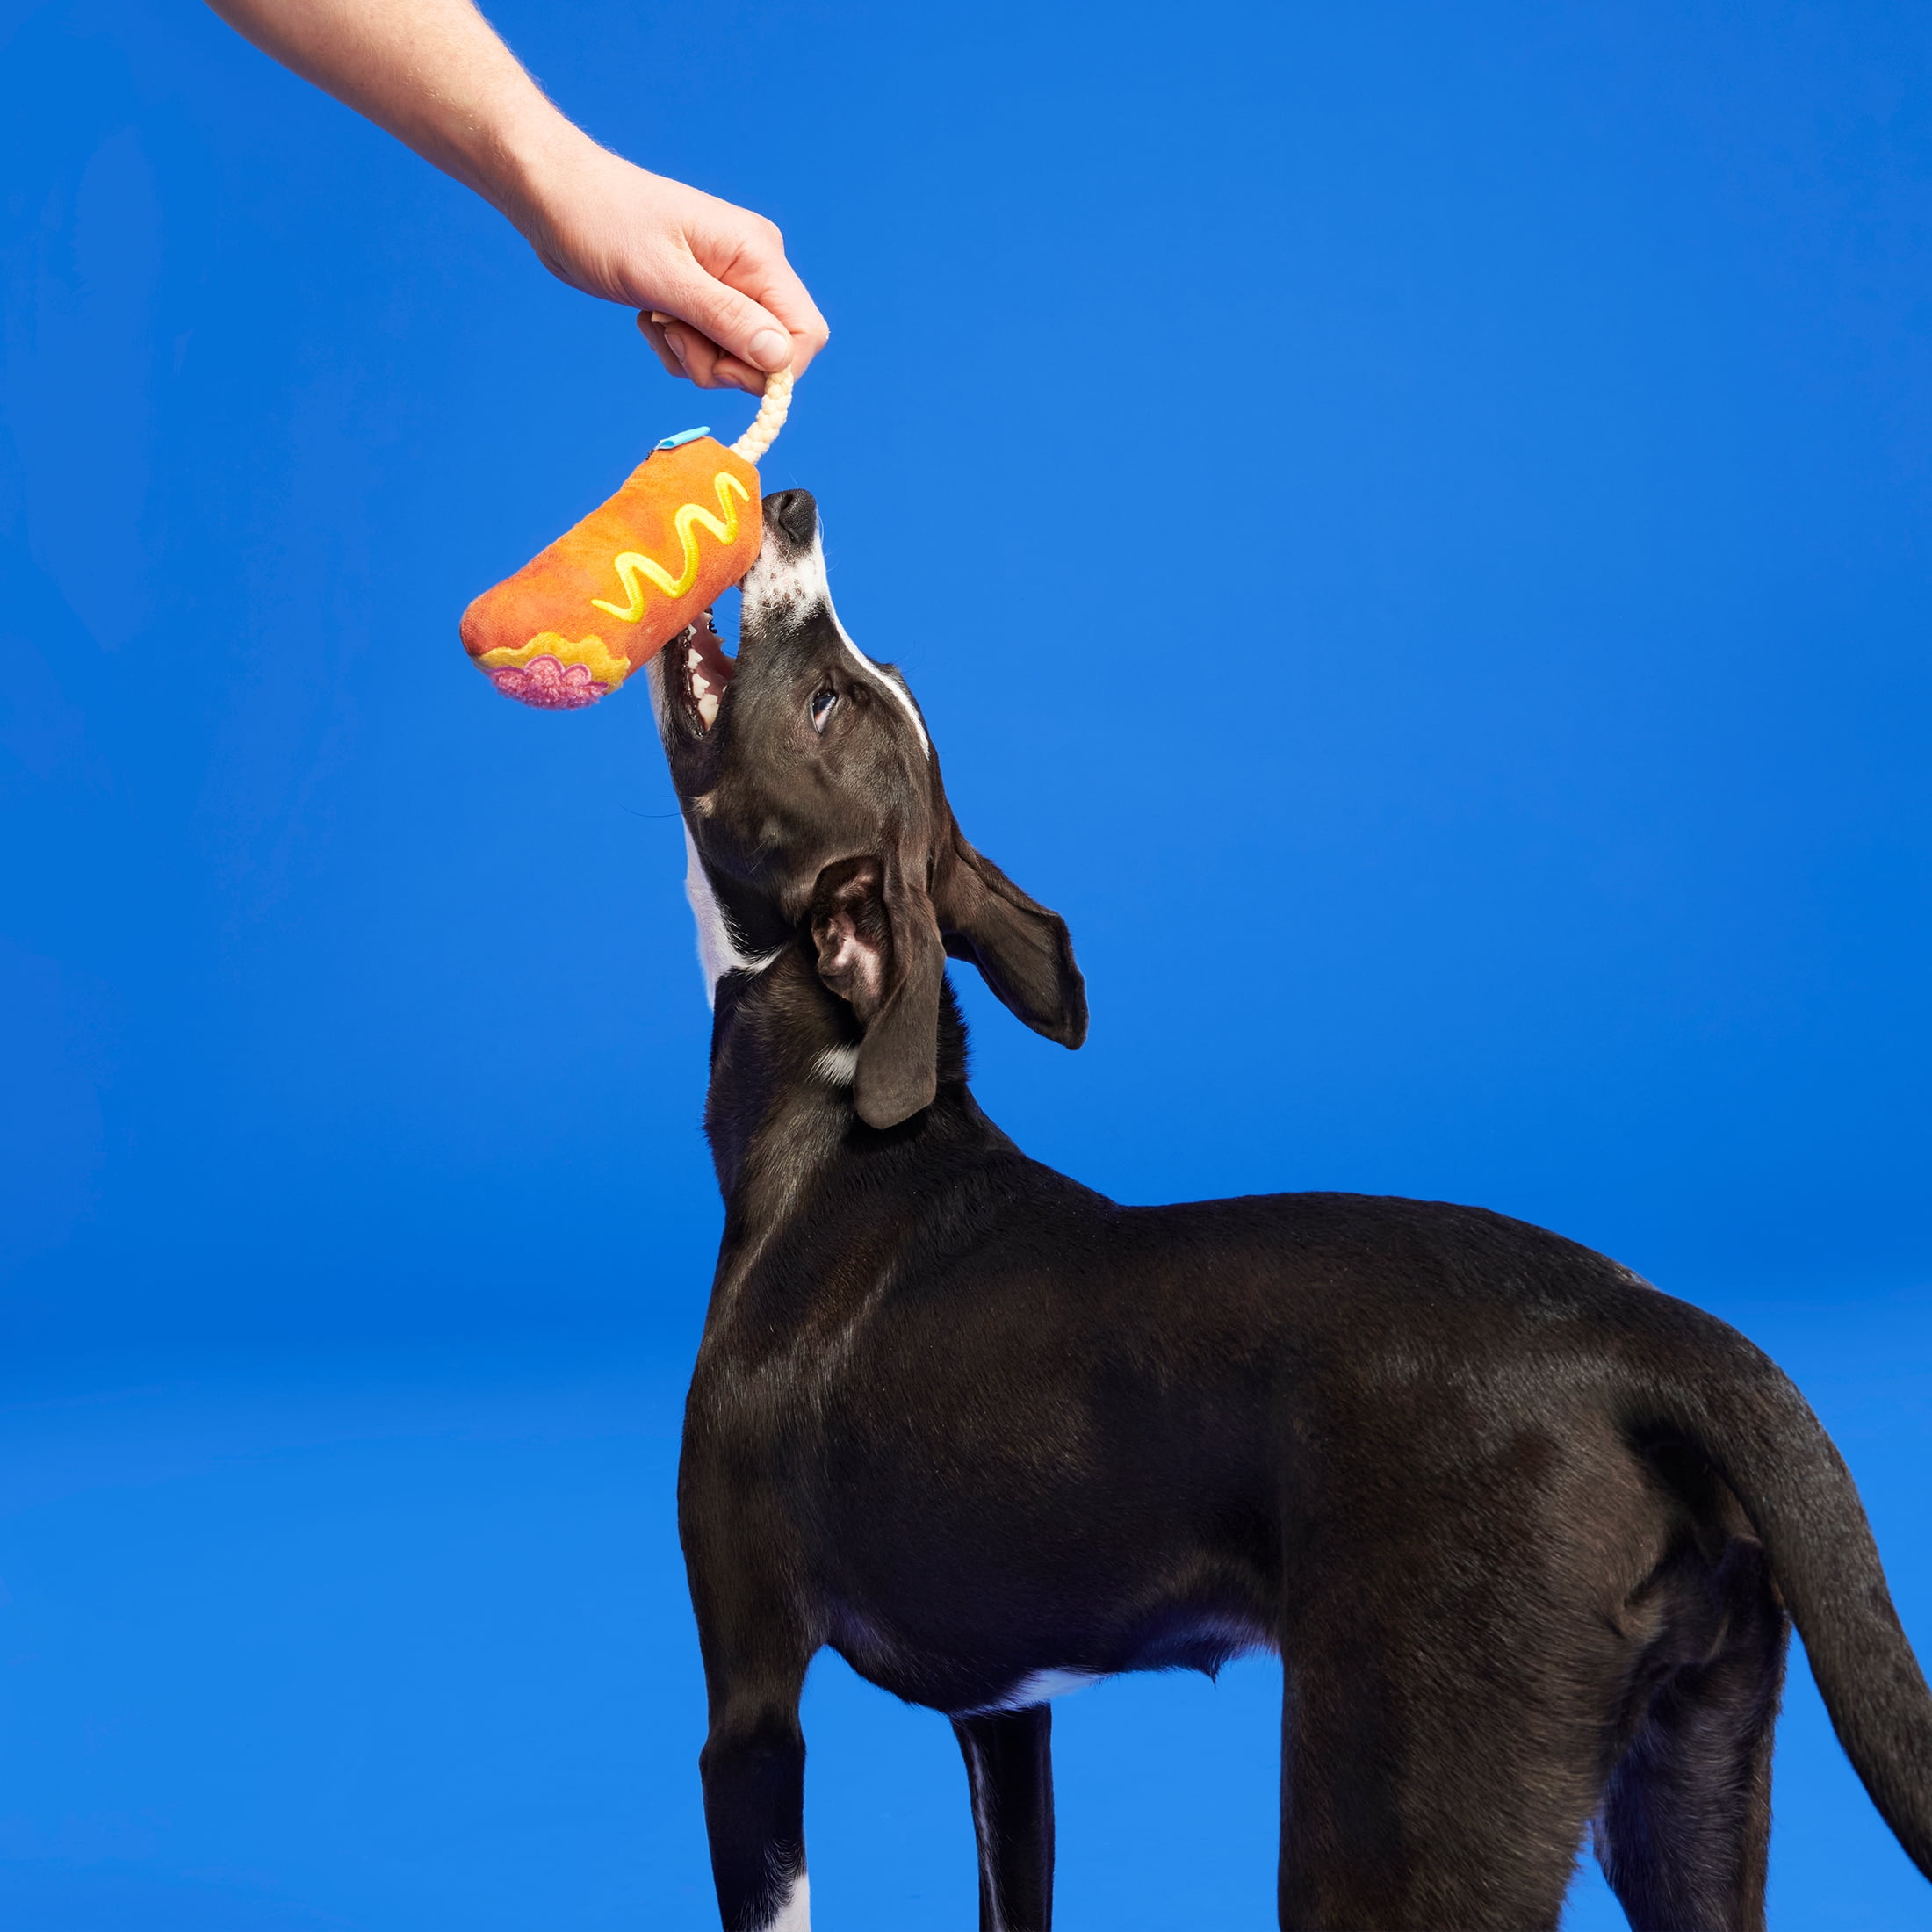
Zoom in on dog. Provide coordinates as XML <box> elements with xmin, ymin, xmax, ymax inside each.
<box><xmin>645</xmin><ymin>488</ymin><xmax>1931</xmax><ymax>1932</ymax></box>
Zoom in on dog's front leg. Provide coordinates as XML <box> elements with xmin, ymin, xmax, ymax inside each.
<box><xmin>953</xmin><ymin>1705</ymin><xmax>1055</xmax><ymax>1932</ymax></box>
<box><xmin>696</xmin><ymin>1646</ymin><xmax>811</xmax><ymax>1932</ymax></box>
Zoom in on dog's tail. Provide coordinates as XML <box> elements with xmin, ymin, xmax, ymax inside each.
<box><xmin>1626</xmin><ymin>1294</ymin><xmax>1932</xmax><ymax>1878</ymax></box>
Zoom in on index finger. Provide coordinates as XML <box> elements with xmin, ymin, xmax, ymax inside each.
<box><xmin>710</xmin><ymin>233</ymin><xmax>829</xmax><ymax>380</ymax></box>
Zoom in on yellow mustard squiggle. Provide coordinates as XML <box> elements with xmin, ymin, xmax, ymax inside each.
<box><xmin>590</xmin><ymin>471</ymin><xmax>751</xmax><ymax>624</ymax></box>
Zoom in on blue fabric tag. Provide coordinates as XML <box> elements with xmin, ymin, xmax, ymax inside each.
<box><xmin>655</xmin><ymin>427</ymin><xmax>712</xmax><ymax>451</ymax></box>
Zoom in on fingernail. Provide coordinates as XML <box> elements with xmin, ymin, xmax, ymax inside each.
<box><xmin>663</xmin><ymin>328</ymin><xmax>689</xmax><ymax>364</ymax></box>
<box><xmin>746</xmin><ymin>327</ymin><xmax>789</xmax><ymax>371</ymax></box>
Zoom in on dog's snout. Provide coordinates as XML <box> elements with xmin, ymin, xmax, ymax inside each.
<box><xmin>763</xmin><ymin>488</ymin><xmax>819</xmax><ymax>553</ymax></box>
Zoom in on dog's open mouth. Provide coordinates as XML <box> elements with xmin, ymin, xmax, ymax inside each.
<box><xmin>679</xmin><ymin>610</ymin><xmax>736</xmax><ymax>732</ymax></box>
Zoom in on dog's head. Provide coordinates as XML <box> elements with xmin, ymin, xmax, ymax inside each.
<box><xmin>653</xmin><ymin>488</ymin><xmax>1086</xmax><ymax>1129</ymax></box>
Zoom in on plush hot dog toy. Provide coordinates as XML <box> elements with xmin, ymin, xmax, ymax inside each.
<box><xmin>460</xmin><ymin>371</ymin><xmax>792</xmax><ymax>710</ymax></box>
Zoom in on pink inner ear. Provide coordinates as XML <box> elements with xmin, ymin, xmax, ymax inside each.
<box><xmin>821</xmin><ymin>916</ymin><xmax>885</xmax><ymax>1007</ymax></box>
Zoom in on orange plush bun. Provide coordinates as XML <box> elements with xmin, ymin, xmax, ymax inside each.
<box><xmin>461</xmin><ymin>435</ymin><xmax>762</xmax><ymax>710</ymax></box>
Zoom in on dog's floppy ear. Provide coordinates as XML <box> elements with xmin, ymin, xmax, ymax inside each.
<box><xmin>934</xmin><ymin>825</ymin><xmax>1087</xmax><ymax>1049</ymax></box>
<box><xmin>810</xmin><ymin>850</ymin><xmax>948</xmax><ymax>1129</ymax></box>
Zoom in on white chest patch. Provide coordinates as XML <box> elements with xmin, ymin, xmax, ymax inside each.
<box><xmin>811</xmin><ymin>1042</ymin><xmax>861</xmax><ymax>1086</ymax></box>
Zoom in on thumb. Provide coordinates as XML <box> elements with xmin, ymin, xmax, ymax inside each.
<box><xmin>658</xmin><ymin>265</ymin><xmax>794</xmax><ymax>375</ymax></box>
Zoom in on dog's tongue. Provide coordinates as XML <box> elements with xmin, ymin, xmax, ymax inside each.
<box><xmin>684</xmin><ymin>610</ymin><xmax>735</xmax><ymax>729</ymax></box>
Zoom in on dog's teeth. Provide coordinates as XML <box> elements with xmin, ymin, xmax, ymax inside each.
<box><xmin>697</xmin><ymin>693</ymin><xmax>719</xmax><ymax>726</ymax></box>
<box><xmin>687</xmin><ymin>648</ymin><xmax>703</xmax><ymax>670</ymax></box>
<box><xmin>693</xmin><ymin>673</ymin><xmax>711</xmax><ymax>696</ymax></box>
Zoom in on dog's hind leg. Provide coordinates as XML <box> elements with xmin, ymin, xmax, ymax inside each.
<box><xmin>1273</xmin><ymin>1502</ymin><xmax>1613</xmax><ymax>1932</ymax></box>
<box><xmin>1594</xmin><ymin>1540</ymin><xmax>1789</xmax><ymax>1932</ymax></box>
<box><xmin>1275</xmin><ymin>1650</ymin><xmax>1590</xmax><ymax>1931</ymax></box>
<box><xmin>952</xmin><ymin>1704</ymin><xmax>1054</xmax><ymax>1932</ymax></box>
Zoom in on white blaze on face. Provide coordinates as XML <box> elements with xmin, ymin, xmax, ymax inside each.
<box><xmin>741</xmin><ymin>513</ymin><xmax>931</xmax><ymax>759</ymax></box>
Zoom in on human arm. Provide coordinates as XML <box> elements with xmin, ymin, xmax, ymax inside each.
<box><xmin>202</xmin><ymin>0</ymin><xmax>826</xmax><ymax>391</ymax></box>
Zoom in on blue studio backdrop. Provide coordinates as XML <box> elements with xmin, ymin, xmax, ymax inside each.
<box><xmin>3</xmin><ymin>1</ymin><xmax>1929</xmax><ymax>1926</ymax></box>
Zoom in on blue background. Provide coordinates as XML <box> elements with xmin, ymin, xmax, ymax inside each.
<box><xmin>2</xmin><ymin>0</ymin><xmax>1928</xmax><ymax>1924</ymax></box>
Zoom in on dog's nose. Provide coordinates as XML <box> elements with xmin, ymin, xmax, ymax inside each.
<box><xmin>763</xmin><ymin>488</ymin><xmax>818</xmax><ymax>553</ymax></box>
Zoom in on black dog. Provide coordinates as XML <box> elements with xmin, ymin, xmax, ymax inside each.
<box><xmin>646</xmin><ymin>490</ymin><xmax>1931</xmax><ymax>1932</ymax></box>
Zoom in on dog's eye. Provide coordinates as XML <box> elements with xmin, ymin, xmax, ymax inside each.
<box><xmin>811</xmin><ymin>688</ymin><xmax>840</xmax><ymax>733</ymax></box>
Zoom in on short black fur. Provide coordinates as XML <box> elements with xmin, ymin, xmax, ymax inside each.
<box><xmin>653</xmin><ymin>490</ymin><xmax>1932</xmax><ymax>1932</ymax></box>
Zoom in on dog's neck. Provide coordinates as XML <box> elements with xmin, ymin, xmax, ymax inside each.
<box><xmin>702</xmin><ymin>941</ymin><xmax>984</xmax><ymax>1233</ymax></box>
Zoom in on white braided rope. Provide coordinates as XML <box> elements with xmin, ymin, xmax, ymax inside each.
<box><xmin>730</xmin><ymin>365</ymin><xmax>793</xmax><ymax>464</ymax></box>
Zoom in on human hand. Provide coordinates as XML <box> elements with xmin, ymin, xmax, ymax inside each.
<box><xmin>513</xmin><ymin>140</ymin><xmax>828</xmax><ymax>394</ymax></box>
<box><xmin>201</xmin><ymin>0</ymin><xmax>824</xmax><ymax>393</ymax></box>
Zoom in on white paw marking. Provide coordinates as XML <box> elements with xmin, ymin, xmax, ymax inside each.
<box><xmin>764</xmin><ymin>1869</ymin><xmax>811</xmax><ymax>1930</ymax></box>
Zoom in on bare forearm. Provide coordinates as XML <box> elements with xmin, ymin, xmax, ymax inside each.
<box><xmin>204</xmin><ymin>0</ymin><xmax>584</xmax><ymax>223</ymax></box>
